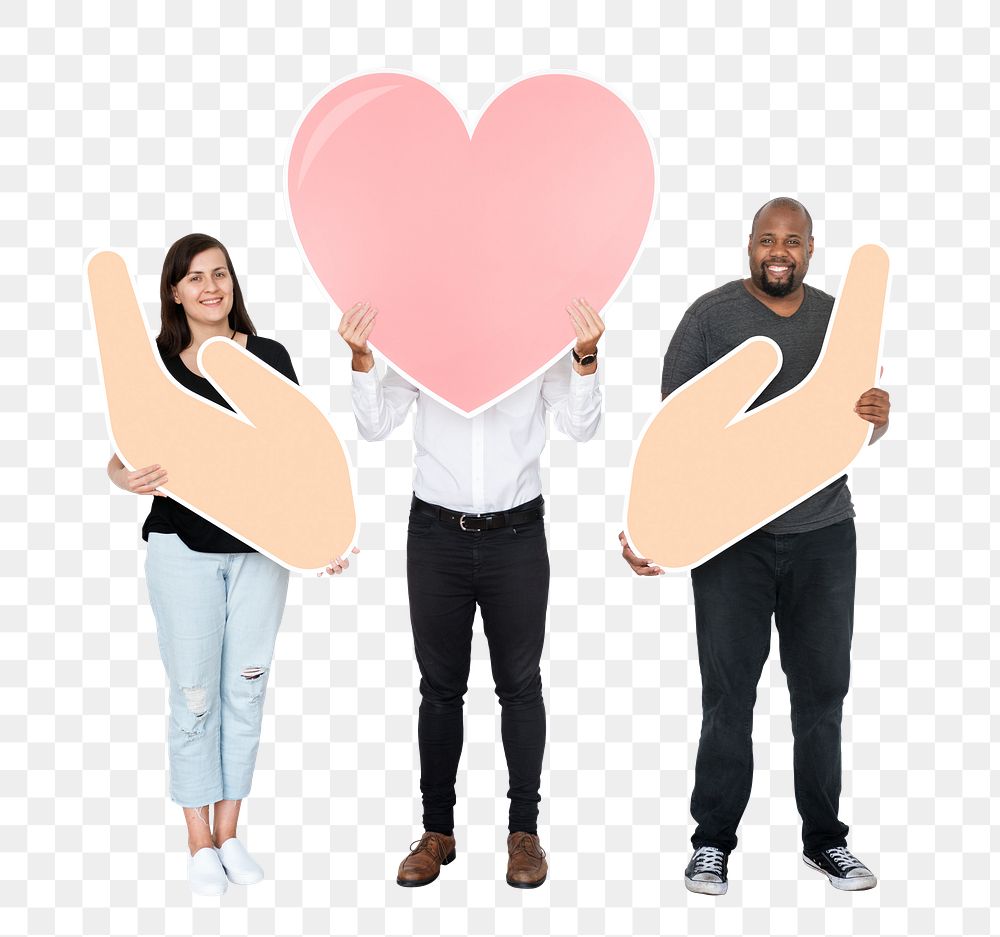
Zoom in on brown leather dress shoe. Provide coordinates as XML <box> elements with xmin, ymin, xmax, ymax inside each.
<box><xmin>506</xmin><ymin>832</ymin><xmax>547</xmax><ymax>888</ymax></box>
<box><xmin>396</xmin><ymin>832</ymin><xmax>457</xmax><ymax>887</ymax></box>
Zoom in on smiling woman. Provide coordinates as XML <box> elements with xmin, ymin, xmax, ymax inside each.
<box><xmin>155</xmin><ymin>234</ymin><xmax>257</xmax><ymax>360</ymax></box>
<box><xmin>104</xmin><ymin>233</ymin><xmax>301</xmax><ymax>896</ymax></box>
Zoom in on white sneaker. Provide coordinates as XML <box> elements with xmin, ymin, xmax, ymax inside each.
<box><xmin>188</xmin><ymin>846</ymin><xmax>228</xmax><ymax>896</ymax></box>
<box><xmin>215</xmin><ymin>838</ymin><xmax>265</xmax><ymax>885</ymax></box>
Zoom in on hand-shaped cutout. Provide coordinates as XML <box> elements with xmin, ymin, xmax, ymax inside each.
<box><xmin>625</xmin><ymin>244</ymin><xmax>889</xmax><ymax>570</ymax></box>
<box><xmin>87</xmin><ymin>251</ymin><xmax>357</xmax><ymax>572</ymax></box>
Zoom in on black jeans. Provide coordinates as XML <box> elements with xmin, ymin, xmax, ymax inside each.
<box><xmin>690</xmin><ymin>518</ymin><xmax>856</xmax><ymax>855</ymax></box>
<box><xmin>406</xmin><ymin>496</ymin><xmax>549</xmax><ymax>836</ymax></box>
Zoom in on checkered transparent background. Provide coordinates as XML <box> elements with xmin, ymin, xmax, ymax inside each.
<box><xmin>1</xmin><ymin>2</ymin><xmax>996</xmax><ymax>935</ymax></box>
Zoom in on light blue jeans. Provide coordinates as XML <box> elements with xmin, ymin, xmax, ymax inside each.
<box><xmin>144</xmin><ymin>532</ymin><xmax>289</xmax><ymax>808</ymax></box>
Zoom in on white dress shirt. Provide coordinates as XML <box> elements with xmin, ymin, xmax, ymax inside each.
<box><xmin>351</xmin><ymin>355</ymin><xmax>602</xmax><ymax>513</ymax></box>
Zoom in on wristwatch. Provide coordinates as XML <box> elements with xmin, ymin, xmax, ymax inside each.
<box><xmin>572</xmin><ymin>347</ymin><xmax>598</xmax><ymax>367</ymax></box>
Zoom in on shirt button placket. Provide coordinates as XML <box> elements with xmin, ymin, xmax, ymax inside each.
<box><xmin>472</xmin><ymin>413</ymin><xmax>485</xmax><ymax>514</ymax></box>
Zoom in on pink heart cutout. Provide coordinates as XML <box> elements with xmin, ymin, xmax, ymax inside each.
<box><xmin>287</xmin><ymin>72</ymin><xmax>655</xmax><ymax>415</ymax></box>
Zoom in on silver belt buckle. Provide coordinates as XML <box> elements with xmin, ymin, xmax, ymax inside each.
<box><xmin>459</xmin><ymin>513</ymin><xmax>469</xmax><ymax>531</ymax></box>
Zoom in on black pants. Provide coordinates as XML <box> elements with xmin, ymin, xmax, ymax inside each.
<box><xmin>406</xmin><ymin>496</ymin><xmax>550</xmax><ymax>836</ymax></box>
<box><xmin>690</xmin><ymin>518</ymin><xmax>856</xmax><ymax>855</ymax></box>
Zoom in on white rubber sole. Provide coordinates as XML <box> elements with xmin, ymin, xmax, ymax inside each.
<box><xmin>803</xmin><ymin>854</ymin><xmax>877</xmax><ymax>891</ymax></box>
<box><xmin>684</xmin><ymin>875</ymin><xmax>728</xmax><ymax>895</ymax></box>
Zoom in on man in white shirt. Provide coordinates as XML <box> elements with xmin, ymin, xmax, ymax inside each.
<box><xmin>340</xmin><ymin>298</ymin><xmax>604</xmax><ymax>888</ymax></box>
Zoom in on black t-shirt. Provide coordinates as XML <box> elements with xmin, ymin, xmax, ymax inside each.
<box><xmin>141</xmin><ymin>334</ymin><xmax>299</xmax><ymax>552</ymax></box>
<box><xmin>660</xmin><ymin>279</ymin><xmax>855</xmax><ymax>534</ymax></box>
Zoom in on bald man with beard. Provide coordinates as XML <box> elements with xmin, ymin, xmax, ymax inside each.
<box><xmin>623</xmin><ymin>198</ymin><xmax>890</xmax><ymax>894</ymax></box>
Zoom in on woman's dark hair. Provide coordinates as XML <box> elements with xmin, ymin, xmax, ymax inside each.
<box><xmin>157</xmin><ymin>233</ymin><xmax>257</xmax><ymax>357</ymax></box>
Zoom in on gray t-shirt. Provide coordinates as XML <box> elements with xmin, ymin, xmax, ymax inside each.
<box><xmin>660</xmin><ymin>278</ymin><xmax>854</xmax><ymax>534</ymax></box>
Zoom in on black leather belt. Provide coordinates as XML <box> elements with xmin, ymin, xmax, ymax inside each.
<box><xmin>411</xmin><ymin>494</ymin><xmax>545</xmax><ymax>531</ymax></box>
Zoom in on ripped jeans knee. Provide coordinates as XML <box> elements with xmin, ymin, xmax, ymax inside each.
<box><xmin>175</xmin><ymin>685</ymin><xmax>212</xmax><ymax>739</ymax></box>
<box><xmin>239</xmin><ymin>665</ymin><xmax>269</xmax><ymax>705</ymax></box>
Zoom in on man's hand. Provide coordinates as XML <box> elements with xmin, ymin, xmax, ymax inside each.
<box><xmin>619</xmin><ymin>531</ymin><xmax>664</xmax><ymax>576</ymax></box>
<box><xmin>339</xmin><ymin>301</ymin><xmax>377</xmax><ymax>372</ymax></box>
<box><xmin>626</xmin><ymin>244</ymin><xmax>889</xmax><ymax>570</ymax></box>
<box><xmin>88</xmin><ymin>251</ymin><xmax>357</xmax><ymax>572</ymax></box>
<box><xmin>855</xmin><ymin>387</ymin><xmax>890</xmax><ymax>443</ymax></box>
<box><xmin>567</xmin><ymin>298</ymin><xmax>604</xmax><ymax>374</ymax></box>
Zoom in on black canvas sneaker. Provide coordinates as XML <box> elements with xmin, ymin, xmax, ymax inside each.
<box><xmin>803</xmin><ymin>846</ymin><xmax>877</xmax><ymax>891</ymax></box>
<box><xmin>684</xmin><ymin>845</ymin><xmax>728</xmax><ymax>895</ymax></box>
